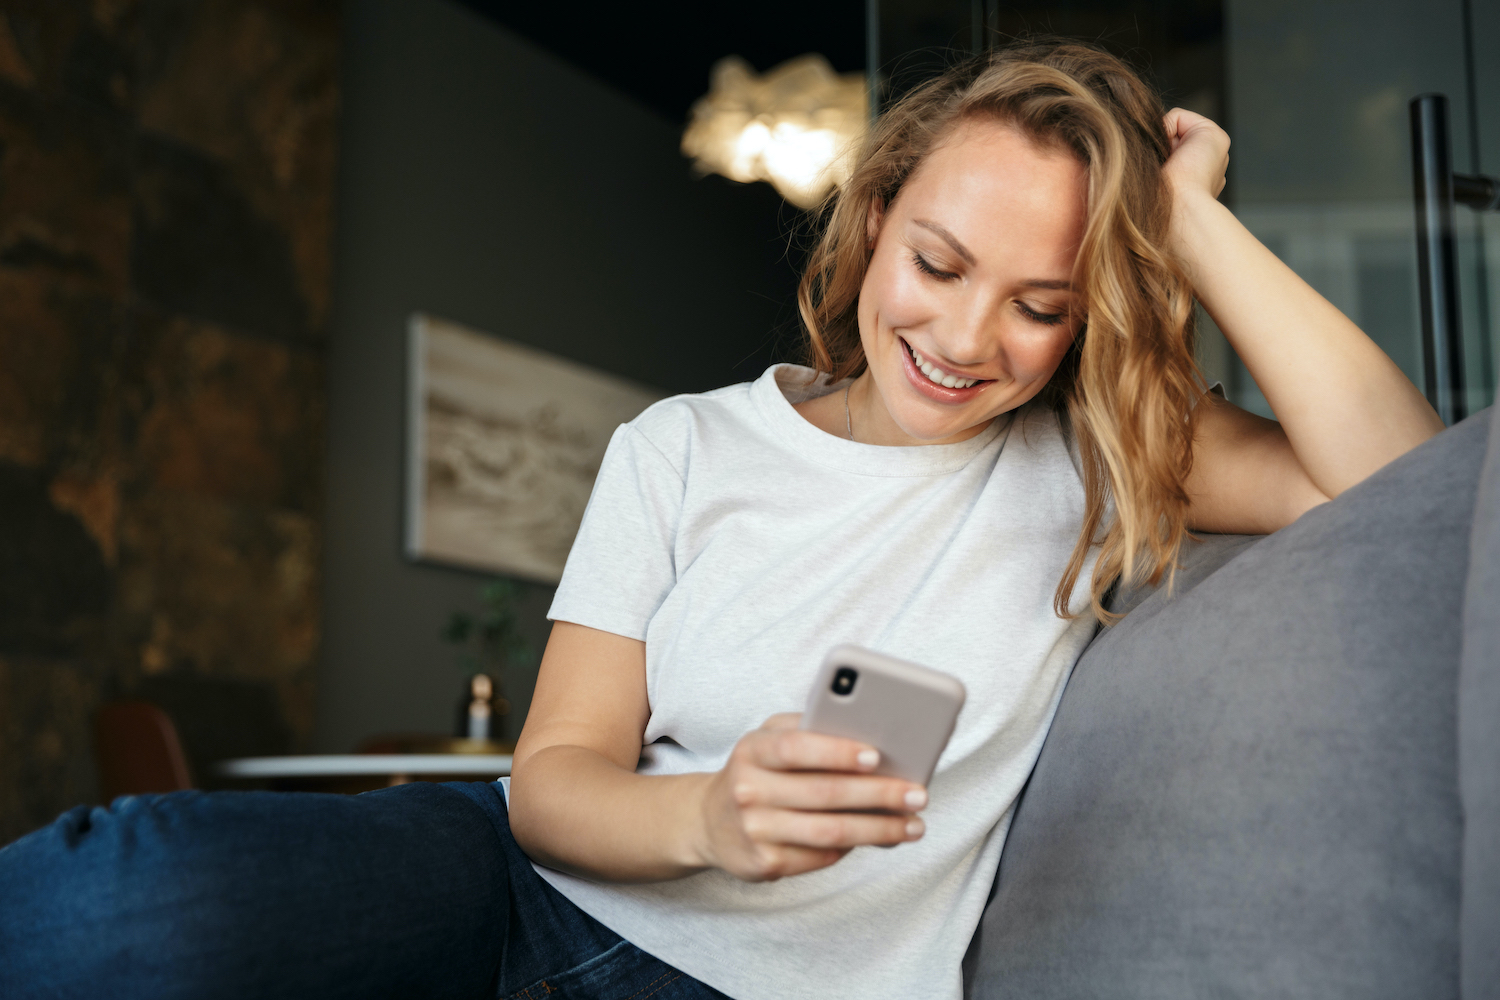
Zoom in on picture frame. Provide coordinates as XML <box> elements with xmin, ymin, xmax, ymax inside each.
<box><xmin>405</xmin><ymin>313</ymin><xmax>665</xmax><ymax>584</ymax></box>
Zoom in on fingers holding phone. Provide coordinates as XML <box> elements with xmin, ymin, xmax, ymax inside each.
<box><xmin>696</xmin><ymin>716</ymin><xmax>927</xmax><ymax>883</ymax></box>
<box><xmin>695</xmin><ymin>646</ymin><xmax>963</xmax><ymax>884</ymax></box>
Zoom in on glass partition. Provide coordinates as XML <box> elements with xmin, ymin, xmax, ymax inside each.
<box><xmin>1225</xmin><ymin>0</ymin><xmax>1497</xmax><ymax>418</ymax></box>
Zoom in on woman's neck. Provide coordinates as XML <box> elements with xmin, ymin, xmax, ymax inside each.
<box><xmin>792</xmin><ymin>372</ymin><xmax>995</xmax><ymax>447</ymax></box>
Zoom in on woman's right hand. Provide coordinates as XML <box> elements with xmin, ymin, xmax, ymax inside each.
<box><xmin>692</xmin><ymin>713</ymin><xmax>928</xmax><ymax>882</ymax></box>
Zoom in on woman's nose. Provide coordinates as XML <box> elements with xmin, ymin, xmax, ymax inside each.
<box><xmin>932</xmin><ymin>290</ymin><xmax>1001</xmax><ymax>367</ymax></box>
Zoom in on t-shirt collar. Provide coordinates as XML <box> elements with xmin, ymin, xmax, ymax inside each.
<box><xmin>750</xmin><ymin>363</ymin><xmax>1012</xmax><ymax>477</ymax></box>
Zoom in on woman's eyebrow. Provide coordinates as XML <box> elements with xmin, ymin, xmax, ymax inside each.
<box><xmin>913</xmin><ymin>220</ymin><xmax>976</xmax><ymax>265</ymax></box>
<box><xmin>913</xmin><ymin>219</ymin><xmax>1073</xmax><ymax>290</ymax></box>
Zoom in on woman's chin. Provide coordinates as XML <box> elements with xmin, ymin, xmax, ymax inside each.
<box><xmin>887</xmin><ymin>409</ymin><xmax>992</xmax><ymax>444</ymax></box>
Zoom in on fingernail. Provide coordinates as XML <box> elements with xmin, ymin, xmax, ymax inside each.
<box><xmin>906</xmin><ymin>819</ymin><xmax>924</xmax><ymax>839</ymax></box>
<box><xmin>904</xmin><ymin>788</ymin><xmax>927</xmax><ymax>810</ymax></box>
<box><xmin>857</xmin><ymin>749</ymin><xmax>879</xmax><ymax>769</ymax></box>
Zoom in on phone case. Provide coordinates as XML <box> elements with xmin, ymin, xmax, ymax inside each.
<box><xmin>799</xmin><ymin>644</ymin><xmax>967</xmax><ymax>785</ymax></box>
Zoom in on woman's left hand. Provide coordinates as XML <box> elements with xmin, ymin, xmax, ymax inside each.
<box><xmin>1161</xmin><ymin>107</ymin><xmax>1229</xmax><ymax>201</ymax></box>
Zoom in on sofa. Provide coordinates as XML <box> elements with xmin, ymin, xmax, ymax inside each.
<box><xmin>965</xmin><ymin>400</ymin><xmax>1499</xmax><ymax>999</ymax></box>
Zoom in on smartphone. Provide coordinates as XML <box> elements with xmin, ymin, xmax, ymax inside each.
<box><xmin>799</xmin><ymin>644</ymin><xmax>966</xmax><ymax>785</ymax></box>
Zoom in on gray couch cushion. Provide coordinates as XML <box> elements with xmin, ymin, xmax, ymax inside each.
<box><xmin>1462</xmin><ymin>402</ymin><xmax>1500</xmax><ymax>1000</ymax></box>
<box><xmin>970</xmin><ymin>409</ymin><xmax>1492</xmax><ymax>999</ymax></box>
<box><xmin>1105</xmin><ymin>531</ymin><xmax>1264</xmax><ymax>620</ymax></box>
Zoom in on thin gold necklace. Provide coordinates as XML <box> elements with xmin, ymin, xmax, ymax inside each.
<box><xmin>843</xmin><ymin>383</ymin><xmax>855</xmax><ymax>441</ymax></box>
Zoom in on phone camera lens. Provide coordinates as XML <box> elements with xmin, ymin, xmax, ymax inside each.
<box><xmin>832</xmin><ymin>667</ymin><xmax>857</xmax><ymax>696</ymax></box>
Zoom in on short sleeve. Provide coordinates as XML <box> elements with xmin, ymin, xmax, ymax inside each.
<box><xmin>547</xmin><ymin>424</ymin><xmax>684</xmax><ymax>641</ymax></box>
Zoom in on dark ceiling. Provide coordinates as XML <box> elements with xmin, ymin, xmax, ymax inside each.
<box><xmin>455</xmin><ymin>1</ymin><xmax>868</xmax><ymax>124</ymax></box>
<box><xmin>456</xmin><ymin>1</ymin><xmax>1224</xmax><ymax>129</ymax></box>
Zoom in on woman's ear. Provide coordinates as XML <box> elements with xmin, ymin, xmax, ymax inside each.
<box><xmin>866</xmin><ymin>197</ymin><xmax>886</xmax><ymax>249</ymax></box>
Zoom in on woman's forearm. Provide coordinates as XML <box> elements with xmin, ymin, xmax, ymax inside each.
<box><xmin>508</xmin><ymin>744</ymin><xmax>713</xmax><ymax>883</ymax></box>
<box><xmin>1171</xmin><ymin>189</ymin><xmax>1443</xmax><ymax>498</ymax></box>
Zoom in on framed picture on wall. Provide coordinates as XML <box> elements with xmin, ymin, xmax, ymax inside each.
<box><xmin>406</xmin><ymin>313</ymin><xmax>665</xmax><ymax>584</ymax></box>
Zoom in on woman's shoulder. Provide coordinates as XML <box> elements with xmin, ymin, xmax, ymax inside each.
<box><xmin>1005</xmin><ymin>401</ymin><xmax>1086</xmax><ymax>484</ymax></box>
<box><xmin>631</xmin><ymin>377</ymin><xmax>758</xmax><ymax>435</ymax></box>
<box><xmin>619</xmin><ymin>375</ymin><xmax>765</xmax><ymax>472</ymax></box>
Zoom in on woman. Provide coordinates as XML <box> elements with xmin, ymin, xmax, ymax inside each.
<box><xmin>0</xmin><ymin>39</ymin><xmax>1441</xmax><ymax>1000</ymax></box>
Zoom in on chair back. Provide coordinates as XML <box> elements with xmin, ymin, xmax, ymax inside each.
<box><xmin>94</xmin><ymin>701</ymin><xmax>193</xmax><ymax>801</ymax></box>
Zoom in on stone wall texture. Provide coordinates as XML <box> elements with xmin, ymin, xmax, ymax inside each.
<box><xmin>0</xmin><ymin>0</ymin><xmax>337</xmax><ymax>844</ymax></box>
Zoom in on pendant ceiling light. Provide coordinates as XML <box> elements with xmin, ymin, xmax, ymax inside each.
<box><xmin>682</xmin><ymin>54</ymin><xmax>867</xmax><ymax>210</ymax></box>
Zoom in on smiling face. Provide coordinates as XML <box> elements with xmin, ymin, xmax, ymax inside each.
<box><xmin>851</xmin><ymin>119</ymin><xmax>1089</xmax><ymax>446</ymax></box>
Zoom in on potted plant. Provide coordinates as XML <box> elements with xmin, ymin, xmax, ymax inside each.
<box><xmin>441</xmin><ymin>578</ymin><xmax>531</xmax><ymax>752</ymax></box>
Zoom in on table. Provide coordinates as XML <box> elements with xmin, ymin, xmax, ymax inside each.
<box><xmin>216</xmin><ymin>754</ymin><xmax>512</xmax><ymax>793</ymax></box>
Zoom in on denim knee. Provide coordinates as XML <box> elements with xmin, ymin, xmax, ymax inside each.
<box><xmin>0</xmin><ymin>786</ymin><xmax>510</xmax><ymax>1000</ymax></box>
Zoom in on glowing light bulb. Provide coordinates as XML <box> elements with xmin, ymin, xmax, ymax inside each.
<box><xmin>682</xmin><ymin>54</ymin><xmax>867</xmax><ymax>209</ymax></box>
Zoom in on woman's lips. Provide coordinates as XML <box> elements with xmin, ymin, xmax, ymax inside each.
<box><xmin>897</xmin><ymin>337</ymin><xmax>991</xmax><ymax>404</ymax></box>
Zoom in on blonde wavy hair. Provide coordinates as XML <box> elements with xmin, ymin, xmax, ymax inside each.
<box><xmin>798</xmin><ymin>38</ymin><xmax>1203</xmax><ymax>622</ymax></box>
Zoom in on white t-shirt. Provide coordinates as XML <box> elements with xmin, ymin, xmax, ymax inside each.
<box><xmin>535</xmin><ymin>363</ymin><xmax>1099</xmax><ymax>1000</ymax></box>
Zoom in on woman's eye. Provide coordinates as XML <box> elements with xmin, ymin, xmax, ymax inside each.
<box><xmin>1017</xmin><ymin>302</ymin><xmax>1067</xmax><ymax>326</ymax></box>
<box><xmin>911</xmin><ymin>252</ymin><xmax>958</xmax><ymax>281</ymax></box>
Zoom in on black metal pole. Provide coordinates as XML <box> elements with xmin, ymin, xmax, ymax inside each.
<box><xmin>1410</xmin><ymin>94</ymin><xmax>1467</xmax><ymax>425</ymax></box>
<box><xmin>1454</xmin><ymin>172</ymin><xmax>1500</xmax><ymax>211</ymax></box>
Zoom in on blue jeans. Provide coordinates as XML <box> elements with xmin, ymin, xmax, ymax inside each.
<box><xmin>0</xmin><ymin>781</ymin><xmax>729</xmax><ymax>1000</ymax></box>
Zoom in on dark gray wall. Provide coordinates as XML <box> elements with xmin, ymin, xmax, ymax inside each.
<box><xmin>317</xmin><ymin>0</ymin><xmax>799</xmax><ymax>752</ymax></box>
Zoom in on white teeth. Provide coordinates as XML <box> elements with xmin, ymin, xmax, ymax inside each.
<box><xmin>909</xmin><ymin>344</ymin><xmax>978</xmax><ymax>389</ymax></box>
